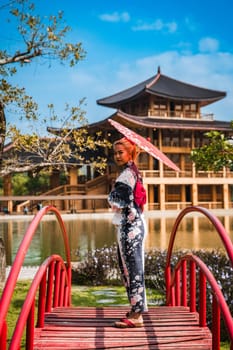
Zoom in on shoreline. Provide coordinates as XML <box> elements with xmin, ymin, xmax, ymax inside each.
<box><xmin>0</xmin><ymin>208</ymin><xmax>232</xmax><ymax>221</ymax></box>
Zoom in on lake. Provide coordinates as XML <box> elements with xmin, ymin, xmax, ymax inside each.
<box><xmin>0</xmin><ymin>211</ymin><xmax>232</xmax><ymax>266</ymax></box>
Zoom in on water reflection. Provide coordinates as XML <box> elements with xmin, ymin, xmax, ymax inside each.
<box><xmin>0</xmin><ymin>213</ymin><xmax>232</xmax><ymax>266</ymax></box>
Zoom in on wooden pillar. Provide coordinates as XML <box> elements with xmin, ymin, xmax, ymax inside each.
<box><xmin>180</xmin><ymin>155</ymin><xmax>185</xmax><ymax>172</ymax></box>
<box><xmin>69</xmin><ymin>167</ymin><xmax>78</xmax><ymax>185</ymax></box>
<box><xmin>212</xmin><ymin>185</ymin><xmax>217</xmax><ymax>208</ymax></box>
<box><xmin>223</xmin><ymin>183</ymin><xmax>229</xmax><ymax>209</ymax></box>
<box><xmin>148</xmin><ymin>129</ymin><xmax>153</xmax><ymax>170</ymax></box>
<box><xmin>144</xmin><ymin>184</ymin><xmax>149</xmax><ymax>210</ymax></box>
<box><xmin>192</xmin><ymin>183</ymin><xmax>198</xmax><ymax>206</ymax></box>
<box><xmin>159</xmin><ymin>184</ymin><xmax>165</xmax><ymax>210</ymax></box>
<box><xmin>3</xmin><ymin>174</ymin><xmax>13</xmax><ymax>213</ymax></box>
<box><xmin>50</xmin><ymin>170</ymin><xmax>60</xmax><ymax>189</ymax></box>
<box><xmin>181</xmin><ymin>185</ymin><xmax>186</xmax><ymax>208</ymax></box>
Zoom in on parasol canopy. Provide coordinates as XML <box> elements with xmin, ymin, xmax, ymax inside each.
<box><xmin>108</xmin><ymin>118</ymin><xmax>180</xmax><ymax>172</ymax></box>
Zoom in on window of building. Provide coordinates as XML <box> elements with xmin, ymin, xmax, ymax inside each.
<box><xmin>166</xmin><ymin>185</ymin><xmax>181</xmax><ymax>202</ymax></box>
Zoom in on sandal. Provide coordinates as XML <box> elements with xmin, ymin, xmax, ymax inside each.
<box><xmin>114</xmin><ymin>318</ymin><xmax>143</xmax><ymax>328</ymax></box>
<box><xmin>114</xmin><ymin>313</ymin><xmax>143</xmax><ymax>328</ymax></box>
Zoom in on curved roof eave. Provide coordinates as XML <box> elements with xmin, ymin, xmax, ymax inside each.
<box><xmin>145</xmin><ymin>89</ymin><xmax>225</xmax><ymax>104</ymax></box>
<box><xmin>97</xmin><ymin>72</ymin><xmax>226</xmax><ymax>108</ymax></box>
<box><xmin>96</xmin><ymin>75</ymin><xmax>155</xmax><ymax>107</ymax></box>
<box><xmin>111</xmin><ymin>110</ymin><xmax>232</xmax><ymax>132</ymax></box>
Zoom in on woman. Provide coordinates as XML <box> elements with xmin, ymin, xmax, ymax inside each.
<box><xmin>108</xmin><ymin>137</ymin><xmax>147</xmax><ymax>328</ymax></box>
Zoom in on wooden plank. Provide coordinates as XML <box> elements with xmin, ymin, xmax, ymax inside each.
<box><xmin>33</xmin><ymin>306</ymin><xmax>212</xmax><ymax>349</ymax></box>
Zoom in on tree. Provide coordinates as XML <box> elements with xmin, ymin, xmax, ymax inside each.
<box><xmin>190</xmin><ymin>129</ymin><xmax>233</xmax><ymax>171</ymax></box>
<box><xmin>2</xmin><ymin>102</ymin><xmax>110</xmax><ymax>177</ymax></box>
<box><xmin>0</xmin><ymin>0</ymin><xmax>110</xmax><ymax>177</ymax></box>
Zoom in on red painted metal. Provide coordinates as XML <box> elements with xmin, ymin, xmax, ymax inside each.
<box><xmin>181</xmin><ymin>260</ymin><xmax>187</xmax><ymax>307</ymax></box>
<box><xmin>166</xmin><ymin>206</ymin><xmax>233</xmax><ymax>276</ymax></box>
<box><xmin>34</xmin><ymin>305</ymin><xmax>212</xmax><ymax>349</ymax></box>
<box><xmin>167</xmin><ymin>254</ymin><xmax>233</xmax><ymax>349</ymax></box>
<box><xmin>0</xmin><ymin>205</ymin><xmax>71</xmax><ymax>349</ymax></box>
<box><xmin>37</xmin><ymin>273</ymin><xmax>46</xmax><ymax>328</ymax></box>
<box><xmin>199</xmin><ymin>270</ymin><xmax>207</xmax><ymax>327</ymax></box>
<box><xmin>212</xmin><ymin>296</ymin><xmax>221</xmax><ymax>350</ymax></box>
<box><xmin>53</xmin><ymin>260</ymin><xmax>61</xmax><ymax>307</ymax></box>
<box><xmin>165</xmin><ymin>206</ymin><xmax>233</xmax><ymax>348</ymax></box>
<box><xmin>46</xmin><ymin>260</ymin><xmax>55</xmax><ymax>312</ymax></box>
<box><xmin>9</xmin><ymin>254</ymin><xmax>70</xmax><ymax>349</ymax></box>
<box><xmin>175</xmin><ymin>269</ymin><xmax>180</xmax><ymax>306</ymax></box>
<box><xmin>189</xmin><ymin>260</ymin><xmax>196</xmax><ymax>312</ymax></box>
<box><xmin>0</xmin><ymin>321</ymin><xmax>7</xmax><ymax>350</ymax></box>
<box><xmin>26</xmin><ymin>301</ymin><xmax>34</xmax><ymax>350</ymax></box>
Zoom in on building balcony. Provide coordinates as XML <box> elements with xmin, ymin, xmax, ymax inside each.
<box><xmin>148</xmin><ymin>110</ymin><xmax>214</xmax><ymax>120</ymax></box>
<box><xmin>141</xmin><ymin>169</ymin><xmax>233</xmax><ymax>185</ymax></box>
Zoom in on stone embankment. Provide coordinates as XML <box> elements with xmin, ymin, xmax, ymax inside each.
<box><xmin>5</xmin><ymin>266</ymin><xmax>39</xmax><ymax>280</ymax></box>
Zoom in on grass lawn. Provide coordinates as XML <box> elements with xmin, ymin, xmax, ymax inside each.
<box><xmin>71</xmin><ymin>285</ymin><xmax>164</xmax><ymax>307</ymax></box>
<box><xmin>0</xmin><ymin>281</ymin><xmax>230</xmax><ymax>349</ymax></box>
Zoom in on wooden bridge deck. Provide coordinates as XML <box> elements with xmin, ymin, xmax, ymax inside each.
<box><xmin>33</xmin><ymin>306</ymin><xmax>212</xmax><ymax>349</ymax></box>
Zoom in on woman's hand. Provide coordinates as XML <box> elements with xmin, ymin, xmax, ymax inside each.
<box><xmin>111</xmin><ymin>205</ymin><xmax>122</xmax><ymax>212</ymax></box>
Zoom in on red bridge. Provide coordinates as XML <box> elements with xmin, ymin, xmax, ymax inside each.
<box><xmin>0</xmin><ymin>206</ymin><xmax>232</xmax><ymax>349</ymax></box>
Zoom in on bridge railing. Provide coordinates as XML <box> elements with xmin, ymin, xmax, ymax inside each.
<box><xmin>0</xmin><ymin>206</ymin><xmax>71</xmax><ymax>350</ymax></box>
<box><xmin>165</xmin><ymin>206</ymin><xmax>233</xmax><ymax>350</ymax></box>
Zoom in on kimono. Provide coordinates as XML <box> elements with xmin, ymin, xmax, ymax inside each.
<box><xmin>108</xmin><ymin>162</ymin><xmax>147</xmax><ymax>313</ymax></box>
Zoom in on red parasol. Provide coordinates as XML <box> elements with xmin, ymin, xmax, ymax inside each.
<box><xmin>108</xmin><ymin>118</ymin><xmax>180</xmax><ymax>172</ymax></box>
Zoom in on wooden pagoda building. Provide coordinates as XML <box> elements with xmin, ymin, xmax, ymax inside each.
<box><xmin>2</xmin><ymin>67</ymin><xmax>233</xmax><ymax>213</ymax></box>
<box><xmin>89</xmin><ymin>67</ymin><xmax>233</xmax><ymax>211</ymax></box>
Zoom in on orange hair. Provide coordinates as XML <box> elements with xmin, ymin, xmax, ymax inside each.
<box><xmin>113</xmin><ymin>137</ymin><xmax>139</xmax><ymax>161</ymax></box>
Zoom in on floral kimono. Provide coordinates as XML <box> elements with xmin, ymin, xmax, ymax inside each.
<box><xmin>108</xmin><ymin>161</ymin><xmax>147</xmax><ymax>313</ymax></box>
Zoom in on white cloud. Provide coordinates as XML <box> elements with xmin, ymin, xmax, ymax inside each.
<box><xmin>198</xmin><ymin>37</ymin><xmax>219</xmax><ymax>53</ymax></box>
<box><xmin>132</xmin><ymin>19</ymin><xmax>177</xmax><ymax>33</ymax></box>
<box><xmin>84</xmin><ymin>50</ymin><xmax>233</xmax><ymax>122</ymax></box>
<box><xmin>99</xmin><ymin>11</ymin><xmax>130</xmax><ymax>23</ymax></box>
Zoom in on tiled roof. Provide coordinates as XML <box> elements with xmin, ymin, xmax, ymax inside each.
<box><xmin>97</xmin><ymin>72</ymin><xmax>226</xmax><ymax>108</ymax></box>
<box><xmin>86</xmin><ymin>110</ymin><xmax>232</xmax><ymax>132</ymax></box>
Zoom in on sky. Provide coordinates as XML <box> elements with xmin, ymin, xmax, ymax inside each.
<box><xmin>1</xmin><ymin>0</ymin><xmax>233</xmax><ymax>133</ymax></box>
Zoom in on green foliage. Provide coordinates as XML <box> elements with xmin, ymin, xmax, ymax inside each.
<box><xmin>12</xmin><ymin>172</ymin><xmax>50</xmax><ymax>195</ymax></box>
<box><xmin>73</xmin><ymin>244</ymin><xmax>120</xmax><ymax>286</ymax></box>
<box><xmin>12</xmin><ymin>173</ymin><xmax>28</xmax><ymax>195</ymax></box>
<box><xmin>191</xmin><ymin>131</ymin><xmax>233</xmax><ymax>171</ymax></box>
<box><xmin>73</xmin><ymin>245</ymin><xmax>232</xmax><ymax>302</ymax></box>
<box><xmin>0</xmin><ymin>1</ymin><xmax>111</xmax><ymax>177</ymax></box>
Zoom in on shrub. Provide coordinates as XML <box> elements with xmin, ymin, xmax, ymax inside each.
<box><xmin>72</xmin><ymin>245</ymin><xmax>232</xmax><ymax>306</ymax></box>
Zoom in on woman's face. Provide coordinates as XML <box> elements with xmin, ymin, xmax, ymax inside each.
<box><xmin>114</xmin><ymin>144</ymin><xmax>132</xmax><ymax>166</ymax></box>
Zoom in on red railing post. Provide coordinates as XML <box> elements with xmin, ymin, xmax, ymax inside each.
<box><xmin>181</xmin><ymin>260</ymin><xmax>187</xmax><ymax>306</ymax></box>
<box><xmin>212</xmin><ymin>295</ymin><xmax>220</xmax><ymax>350</ymax></box>
<box><xmin>26</xmin><ymin>302</ymin><xmax>35</xmax><ymax>350</ymax></box>
<box><xmin>199</xmin><ymin>270</ymin><xmax>207</xmax><ymax>327</ymax></box>
<box><xmin>67</xmin><ymin>264</ymin><xmax>72</xmax><ymax>306</ymax></box>
<box><xmin>189</xmin><ymin>260</ymin><xmax>196</xmax><ymax>312</ymax></box>
<box><xmin>165</xmin><ymin>266</ymin><xmax>171</xmax><ymax>305</ymax></box>
<box><xmin>46</xmin><ymin>260</ymin><xmax>55</xmax><ymax>312</ymax></box>
<box><xmin>59</xmin><ymin>268</ymin><xmax>65</xmax><ymax>306</ymax></box>
<box><xmin>175</xmin><ymin>269</ymin><xmax>180</xmax><ymax>306</ymax></box>
<box><xmin>37</xmin><ymin>273</ymin><xmax>46</xmax><ymax>328</ymax></box>
<box><xmin>0</xmin><ymin>320</ymin><xmax>7</xmax><ymax>350</ymax></box>
<box><xmin>53</xmin><ymin>261</ymin><xmax>61</xmax><ymax>307</ymax></box>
